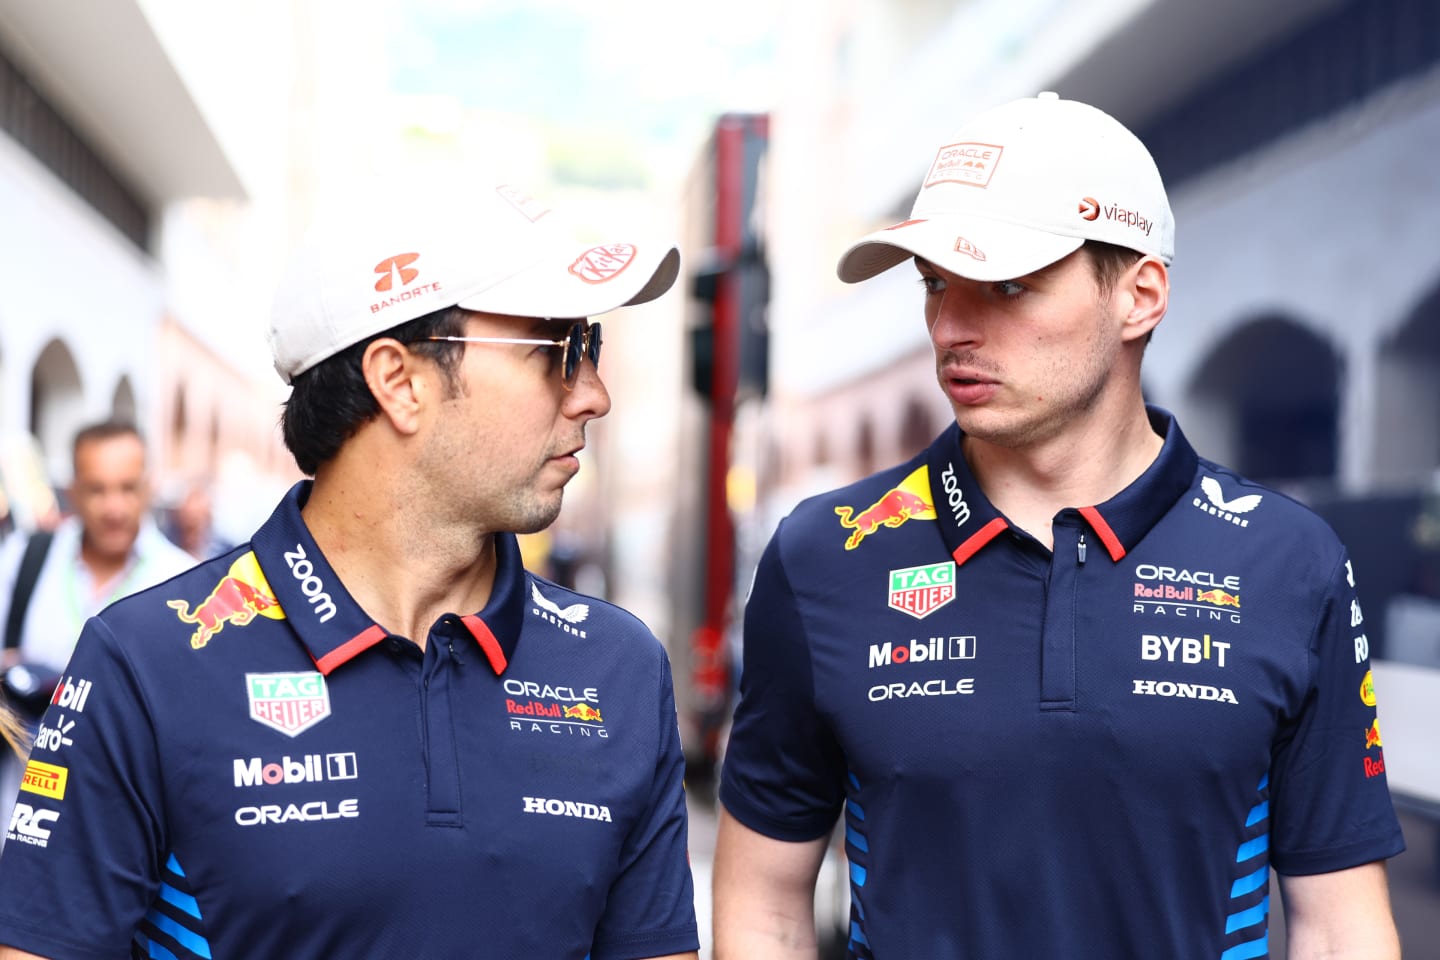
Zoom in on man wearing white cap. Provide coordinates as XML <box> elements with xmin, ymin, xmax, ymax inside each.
<box><xmin>0</xmin><ymin>183</ymin><xmax>699</xmax><ymax>960</ymax></box>
<box><xmin>714</xmin><ymin>94</ymin><xmax>1403</xmax><ymax>958</ymax></box>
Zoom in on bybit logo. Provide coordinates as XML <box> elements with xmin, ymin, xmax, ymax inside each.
<box><xmin>373</xmin><ymin>253</ymin><xmax>420</xmax><ymax>292</ymax></box>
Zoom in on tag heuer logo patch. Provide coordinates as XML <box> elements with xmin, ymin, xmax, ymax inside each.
<box><xmin>247</xmin><ymin>672</ymin><xmax>331</xmax><ymax>737</ymax></box>
<box><xmin>888</xmin><ymin>561</ymin><xmax>955</xmax><ymax>619</ymax></box>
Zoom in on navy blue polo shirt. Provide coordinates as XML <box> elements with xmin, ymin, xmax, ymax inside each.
<box><xmin>0</xmin><ymin>482</ymin><xmax>698</xmax><ymax>960</ymax></box>
<box><xmin>721</xmin><ymin>408</ymin><xmax>1403</xmax><ymax>959</ymax></box>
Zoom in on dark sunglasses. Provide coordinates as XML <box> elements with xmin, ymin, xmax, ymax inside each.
<box><xmin>416</xmin><ymin>319</ymin><xmax>602</xmax><ymax>390</ymax></box>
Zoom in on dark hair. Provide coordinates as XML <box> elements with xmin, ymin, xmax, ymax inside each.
<box><xmin>1082</xmin><ymin>239</ymin><xmax>1145</xmax><ymax>299</ymax></box>
<box><xmin>72</xmin><ymin>420</ymin><xmax>143</xmax><ymax>464</ymax></box>
<box><xmin>281</xmin><ymin>307</ymin><xmax>467</xmax><ymax>475</ymax></box>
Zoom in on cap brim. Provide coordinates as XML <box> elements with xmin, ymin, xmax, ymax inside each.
<box><xmin>456</xmin><ymin>240</ymin><xmax>680</xmax><ymax>319</ymax></box>
<box><xmin>838</xmin><ymin>217</ymin><xmax>1084</xmax><ymax>283</ymax></box>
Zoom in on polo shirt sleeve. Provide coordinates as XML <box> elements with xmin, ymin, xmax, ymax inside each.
<box><xmin>0</xmin><ymin>615</ymin><xmax>166</xmax><ymax>960</ymax></box>
<box><xmin>589</xmin><ymin>646</ymin><xmax>700</xmax><ymax>960</ymax></box>
<box><xmin>1269</xmin><ymin>550</ymin><xmax>1405</xmax><ymax>876</ymax></box>
<box><xmin>719</xmin><ymin>522</ymin><xmax>846</xmax><ymax>841</ymax></box>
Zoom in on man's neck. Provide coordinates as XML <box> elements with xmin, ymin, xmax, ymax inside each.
<box><xmin>300</xmin><ymin>471</ymin><xmax>500</xmax><ymax>649</ymax></box>
<box><xmin>963</xmin><ymin>405</ymin><xmax>1163</xmax><ymax>550</ymax></box>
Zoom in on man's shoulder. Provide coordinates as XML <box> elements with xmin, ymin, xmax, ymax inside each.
<box><xmin>524</xmin><ymin>573</ymin><xmax>667</xmax><ymax>660</ymax></box>
<box><xmin>780</xmin><ymin>457</ymin><xmax>930</xmax><ymax>541</ymax></box>
<box><xmin>1189</xmin><ymin>458</ymin><xmax>1342</xmax><ymax>546</ymax></box>
<box><xmin>99</xmin><ymin>545</ymin><xmax>254</xmax><ymax>634</ymax></box>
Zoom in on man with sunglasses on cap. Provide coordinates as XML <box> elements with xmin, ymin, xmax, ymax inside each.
<box><xmin>0</xmin><ymin>183</ymin><xmax>700</xmax><ymax>960</ymax></box>
<box><xmin>714</xmin><ymin>93</ymin><xmax>1404</xmax><ymax>958</ymax></box>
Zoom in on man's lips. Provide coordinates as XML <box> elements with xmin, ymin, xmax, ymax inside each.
<box><xmin>942</xmin><ymin>368</ymin><xmax>999</xmax><ymax>405</ymax></box>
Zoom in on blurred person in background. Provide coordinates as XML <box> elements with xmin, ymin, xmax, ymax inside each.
<box><xmin>0</xmin><ymin>180</ymin><xmax>698</xmax><ymax>960</ymax></box>
<box><xmin>163</xmin><ymin>477</ymin><xmax>235</xmax><ymax>561</ymax></box>
<box><xmin>0</xmin><ymin>421</ymin><xmax>192</xmax><ymax>843</ymax></box>
<box><xmin>714</xmin><ymin>93</ymin><xmax>1404</xmax><ymax>959</ymax></box>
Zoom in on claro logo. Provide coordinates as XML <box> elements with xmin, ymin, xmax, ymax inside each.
<box><xmin>284</xmin><ymin>544</ymin><xmax>336</xmax><ymax>623</ymax></box>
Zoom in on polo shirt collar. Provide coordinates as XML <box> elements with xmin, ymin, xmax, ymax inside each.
<box><xmin>250</xmin><ymin>481</ymin><xmax>526</xmax><ymax>675</ymax></box>
<box><xmin>925</xmin><ymin>405</ymin><xmax>1198</xmax><ymax>567</ymax></box>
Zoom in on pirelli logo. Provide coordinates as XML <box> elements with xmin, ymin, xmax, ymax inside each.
<box><xmin>20</xmin><ymin>759</ymin><xmax>68</xmax><ymax>801</ymax></box>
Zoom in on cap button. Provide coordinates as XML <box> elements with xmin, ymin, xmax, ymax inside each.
<box><xmin>1037</xmin><ymin>90</ymin><xmax>1060</xmax><ymax>100</ymax></box>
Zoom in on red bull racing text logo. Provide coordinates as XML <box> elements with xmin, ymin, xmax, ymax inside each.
<box><xmin>169</xmin><ymin>552</ymin><xmax>284</xmax><ymax>649</ymax></box>
<box><xmin>1132</xmin><ymin>563</ymin><xmax>1242</xmax><ymax>624</ymax></box>
<box><xmin>504</xmin><ymin>678</ymin><xmax>607</xmax><ymax>739</ymax></box>
<box><xmin>1362</xmin><ymin>721</ymin><xmax>1386</xmax><ymax>778</ymax></box>
<box><xmin>835</xmin><ymin>466</ymin><xmax>937</xmax><ymax>550</ymax></box>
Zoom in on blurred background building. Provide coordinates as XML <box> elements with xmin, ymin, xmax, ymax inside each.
<box><xmin>0</xmin><ymin>0</ymin><xmax>1435</xmax><ymax>952</ymax></box>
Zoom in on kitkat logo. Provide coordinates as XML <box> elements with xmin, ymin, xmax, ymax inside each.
<box><xmin>569</xmin><ymin>244</ymin><xmax>636</xmax><ymax>284</ymax></box>
<box><xmin>373</xmin><ymin>253</ymin><xmax>420</xmax><ymax>291</ymax></box>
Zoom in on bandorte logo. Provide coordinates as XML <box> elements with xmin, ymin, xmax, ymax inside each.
<box><xmin>373</xmin><ymin>253</ymin><xmax>420</xmax><ymax>291</ymax></box>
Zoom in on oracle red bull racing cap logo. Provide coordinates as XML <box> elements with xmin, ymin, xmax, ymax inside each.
<box><xmin>835</xmin><ymin>466</ymin><xmax>937</xmax><ymax>550</ymax></box>
<box><xmin>169</xmin><ymin>552</ymin><xmax>284</xmax><ymax>649</ymax></box>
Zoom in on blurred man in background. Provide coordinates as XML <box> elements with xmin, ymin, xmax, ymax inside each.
<box><xmin>0</xmin><ymin>421</ymin><xmax>192</xmax><ymax>842</ymax></box>
<box><xmin>164</xmin><ymin>477</ymin><xmax>234</xmax><ymax>561</ymax></box>
<box><xmin>0</xmin><ymin>181</ymin><xmax>698</xmax><ymax>960</ymax></box>
<box><xmin>715</xmin><ymin>93</ymin><xmax>1403</xmax><ymax>958</ymax></box>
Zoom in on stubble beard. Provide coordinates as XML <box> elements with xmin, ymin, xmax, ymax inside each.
<box><xmin>939</xmin><ymin>327</ymin><xmax>1117</xmax><ymax>451</ymax></box>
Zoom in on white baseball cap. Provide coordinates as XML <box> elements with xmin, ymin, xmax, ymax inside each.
<box><xmin>837</xmin><ymin>92</ymin><xmax>1174</xmax><ymax>284</ymax></box>
<box><xmin>269</xmin><ymin>181</ymin><xmax>681</xmax><ymax>383</ymax></box>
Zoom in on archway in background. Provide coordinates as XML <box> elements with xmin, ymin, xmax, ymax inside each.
<box><xmin>1185</xmin><ymin>316</ymin><xmax>1341</xmax><ymax>490</ymax></box>
<box><xmin>1375</xmin><ymin>278</ymin><xmax>1440</xmax><ymax>487</ymax></box>
<box><xmin>855</xmin><ymin>415</ymin><xmax>876</xmax><ymax>479</ymax></box>
<box><xmin>899</xmin><ymin>396</ymin><xmax>936</xmax><ymax>460</ymax></box>
<box><xmin>29</xmin><ymin>338</ymin><xmax>84</xmax><ymax>487</ymax></box>
<box><xmin>111</xmin><ymin>376</ymin><xmax>137</xmax><ymax>427</ymax></box>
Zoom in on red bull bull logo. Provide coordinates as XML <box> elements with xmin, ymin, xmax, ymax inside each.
<box><xmin>563</xmin><ymin>703</ymin><xmax>603</xmax><ymax>722</ymax></box>
<box><xmin>168</xmin><ymin>553</ymin><xmax>284</xmax><ymax>649</ymax></box>
<box><xmin>1364</xmin><ymin>719</ymin><xmax>1383</xmax><ymax>750</ymax></box>
<box><xmin>835</xmin><ymin>466</ymin><xmax>937</xmax><ymax>550</ymax></box>
<box><xmin>1196</xmin><ymin>588</ymin><xmax>1241</xmax><ymax>608</ymax></box>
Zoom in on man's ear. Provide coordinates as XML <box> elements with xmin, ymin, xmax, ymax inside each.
<box><xmin>361</xmin><ymin>339</ymin><xmax>429</xmax><ymax>437</ymax></box>
<box><xmin>1120</xmin><ymin>256</ymin><xmax>1168</xmax><ymax>343</ymax></box>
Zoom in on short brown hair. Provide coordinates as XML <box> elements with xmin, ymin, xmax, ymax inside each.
<box><xmin>1083</xmin><ymin>240</ymin><xmax>1144</xmax><ymax>299</ymax></box>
